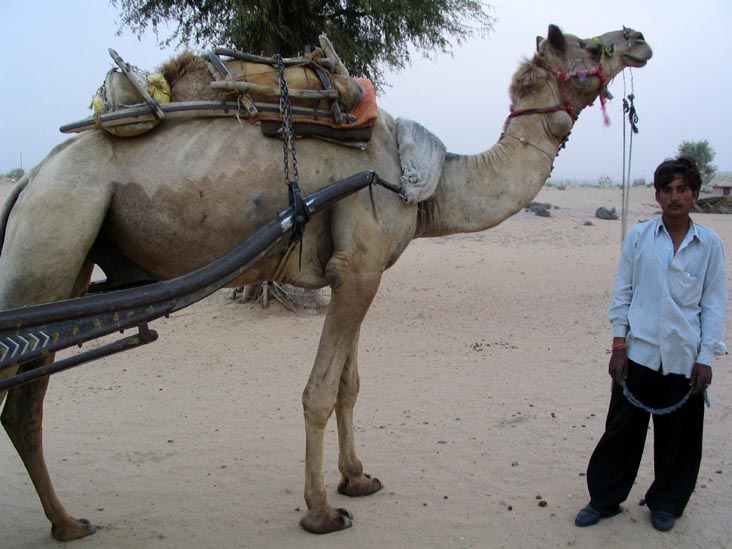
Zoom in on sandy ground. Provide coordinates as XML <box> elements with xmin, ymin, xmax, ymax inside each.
<box><xmin>0</xmin><ymin>180</ymin><xmax>730</xmax><ymax>548</ymax></box>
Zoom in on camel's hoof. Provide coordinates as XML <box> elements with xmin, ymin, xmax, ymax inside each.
<box><xmin>300</xmin><ymin>507</ymin><xmax>353</xmax><ymax>534</ymax></box>
<box><xmin>338</xmin><ymin>473</ymin><xmax>383</xmax><ymax>497</ymax></box>
<box><xmin>51</xmin><ymin>518</ymin><xmax>97</xmax><ymax>541</ymax></box>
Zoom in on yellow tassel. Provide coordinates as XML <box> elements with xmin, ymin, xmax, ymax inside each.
<box><xmin>147</xmin><ymin>73</ymin><xmax>171</xmax><ymax>104</ymax></box>
<box><xmin>91</xmin><ymin>93</ymin><xmax>105</xmax><ymax>114</ymax></box>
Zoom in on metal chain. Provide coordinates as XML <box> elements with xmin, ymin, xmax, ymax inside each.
<box><xmin>621</xmin><ymin>381</ymin><xmax>710</xmax><ymax>415</ymax></box>
<box><xmin>273</xmin><ymin>53</ymin><xmax>309</xmax><ymax>255</ymax></box>
<box><xmin>273</xmin><ymin>54</ymin><xmax>299</xmax><ymax>186</ymax></box>
<box><xmin>622</xmin><ymin>382</ymin><xmax>691</xmax><ymax>415</ymax></box>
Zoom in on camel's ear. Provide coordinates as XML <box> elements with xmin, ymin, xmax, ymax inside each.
<box><xmin>536</xmin><ymin>35</ymin><xmax>544</xmax><ymax>52</ymax></box>
<box><xmin>547</xmin><ymin>24</ymin><xmax>566</xmax><ymax>53</ymax></box>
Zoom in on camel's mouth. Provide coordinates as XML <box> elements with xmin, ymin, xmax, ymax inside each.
<box><xmin>623</xmin><ymin>50</ymin><xmax>652</xmax><ymax>68</ymax></box>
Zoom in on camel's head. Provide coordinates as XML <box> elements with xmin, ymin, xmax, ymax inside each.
<box><xmin>532</xmin><ymin>25</ymin><xmax>652</xmax><ymax>118</ymax></box>
<box><xmin>506</xmin><ymin>25</ymin><xmax>651</xmax><ymax>145</ymax></box>
<box><xmin>537</xmin><ymin>25</ymin><xmax>652</xmax><ymax>73</ymax></box>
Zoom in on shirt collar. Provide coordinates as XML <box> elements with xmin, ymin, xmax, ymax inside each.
<box><xmin>689</xmin><ymin>218</ymin><xmax>701</xmax><ymax>241</ymax></box>
<box><xmin>656</xmin><ymin>216</ymin><xmax>701</xmax><ymax>242</ymax></box>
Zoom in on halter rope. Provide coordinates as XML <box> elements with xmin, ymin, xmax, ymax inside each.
<box><xmin>509</xmin><ymin>40</ymin><xmax>613</xmax><ymax>125</ymax></box>
<box><xmin>505</xmin><ymin>51</ymin><xmax>612</xmax><ymax>161</ymax></box>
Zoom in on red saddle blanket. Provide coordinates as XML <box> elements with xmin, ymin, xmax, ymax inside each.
<box><xmin>258</xmin><ymin>78</ymin><xmax>378</xmax><ymax>142</ymax></box>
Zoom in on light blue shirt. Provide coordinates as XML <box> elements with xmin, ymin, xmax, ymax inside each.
<box><xmin>608</xmin><ymin>217</ymin><xmax>727</xmax><ymax>377</ymax></box>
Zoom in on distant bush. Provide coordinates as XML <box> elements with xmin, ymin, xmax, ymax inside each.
<box><xmin>597</xmin><ymin>175</ymin><xmax>612</xmax><ymax>188</ymax></box>
<box><xmin>5</xmin><ymin>168</ymin><xmax>24</xmax><ymax>180</ymax></box>
<box><xmin>547</xmin><ymin>178</ymin><xmax>581</xmax><ymax>188</ymax></box>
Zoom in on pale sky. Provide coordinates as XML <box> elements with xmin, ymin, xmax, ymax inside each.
<box><xmin>1</xmin><ymin>0</ymin><xmax>730</xmax><ymax>184</ymax></box>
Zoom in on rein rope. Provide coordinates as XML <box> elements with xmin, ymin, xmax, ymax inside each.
<box><xmin>501</xmin><ymin>133</ymin><xmax>556</xmax><ymax>163</ymax></box>
<box><xmin>274</xmin><ymin>54</ymin><xmax>310</xmax><ymax>264</ymax></box>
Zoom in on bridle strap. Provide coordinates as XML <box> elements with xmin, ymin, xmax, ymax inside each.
<box><xmin>504</xmin><ymin>46</ymin><xmax>614</xmax><ymax>158</ymax></box>
<box><xmin>509</xmin><ymin>58</ymin><xmax>611</xmax><ymax>124</ymax></box>
<box><xmin>557</xmin><ymin>63</ymin><xmax>611</xmax><ymax>125</ymax></box>
<box><xmin>507</xmin><ymin>104</ymin><xmax>568</xmax><ymax>119</ymax></box>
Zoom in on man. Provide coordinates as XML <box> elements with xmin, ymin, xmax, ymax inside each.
<box><xmin>574</xmin><ymin>156</ymin><xmax>727</xmax><ymax>532</ymax></box>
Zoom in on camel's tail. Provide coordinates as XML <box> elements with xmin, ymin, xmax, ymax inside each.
<box><xmin>0</xmin><ymin>172</ymin><xmax>31</xmax><ymax>257</ymax></box>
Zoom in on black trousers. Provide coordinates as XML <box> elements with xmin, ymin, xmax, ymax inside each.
<box><xmin>586</xmin><ymin>360</ymin><xmax>705</xmax><ymax>517</ymax></box>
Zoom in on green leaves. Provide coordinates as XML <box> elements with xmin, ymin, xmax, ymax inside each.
<box><xmin>111</xmin><ymin>0</ymin><xmax>495</xmax><ymax>90</ymax></box>
<box><xmin>678</xmin><ymin>139</ymin><xmax>717</xmax><ymax>178</ymax></box>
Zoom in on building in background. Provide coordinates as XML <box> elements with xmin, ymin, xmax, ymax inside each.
<box><xmin>708</xmin><ymin>172</ymin><xmax>732</xmax><ymax>196</ymax></box>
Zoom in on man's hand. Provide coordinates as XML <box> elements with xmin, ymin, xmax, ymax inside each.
<box><xmin>608</xmin><ymin>351</ymin><xmax>628</xmax><ymax>385</ymax></box>
<box><xmin>608</xmin><ymin>338</ymin><xmax>629</xmax><ymax>385</ymax></box>
<box><xmin>690</xmin><ymin>363</ymin><xmax>712</xmax><ymax>395</ymax></box>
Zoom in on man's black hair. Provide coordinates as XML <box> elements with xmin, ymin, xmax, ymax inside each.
<box><xmin>653</xmin><ymin>156</ymin><xmax>702</xmax><ymax>192</ymax></box>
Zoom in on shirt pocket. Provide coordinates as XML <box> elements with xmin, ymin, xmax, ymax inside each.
<box><xmin>667</xmin><ymin>269</ymin><xmax>703</xmax><ymax>308</ymax></box>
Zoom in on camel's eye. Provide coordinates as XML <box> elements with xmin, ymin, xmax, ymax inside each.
<box><xmin>586</xmin><ymin>43</ymin><xmax>602</xmax><ymax>59</ymax></box>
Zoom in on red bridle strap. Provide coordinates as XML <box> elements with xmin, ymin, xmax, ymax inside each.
<box><xmin>509</xmin><ymin>60</ymin><xmax>611</xmax><ymax>124</ymax></box>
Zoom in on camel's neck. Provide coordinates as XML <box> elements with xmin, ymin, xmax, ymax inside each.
<box><xmin>416</xmin><ymin>100</ymin><xmax>573</xmax><ymax>238</ymax></box>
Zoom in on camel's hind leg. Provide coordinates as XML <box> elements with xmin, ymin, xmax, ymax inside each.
<box><xmin>1</xmin><ymin>367</ymin><xmax>96</xmax><ymax>541</ymax></box>
<box><xmin>0</xmin><ymin>261</ymin><xmax>96</xmax><ymax>541</ymax></box>
<box><xmin>0</xmin><ymin>179</ymin><xmax>110</xmax><ymax>540</ymax></box>
<box><xmin>336</xmin><ymin>330</ymin><xmax>382</xmax><ymax>497</ymax></box>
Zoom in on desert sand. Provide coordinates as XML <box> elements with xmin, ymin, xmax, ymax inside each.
<box><xmin>0</xmin><ymin>180</ymin><xmax>730</xmax><ymax>548</ymax></box>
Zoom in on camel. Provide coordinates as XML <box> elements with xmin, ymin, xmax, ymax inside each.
<box><xmin>0</xmin><ymin>25</ymin><xmax>651</xmax><ymax>540</ymax></box>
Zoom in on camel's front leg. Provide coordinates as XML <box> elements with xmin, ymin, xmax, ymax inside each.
<box><xmin>1</xmin><ymin>359</ymin><xmax>97</xmax><ymax>541</ymax></box>
<box><xmin>336</xmin><ymin>331</ymin><xmax>382</xmax><ymax>497</ymax></box>
<box><xmin>299</xmin><ymin>251</ymin><xmax>383</xmax><ymax>534</ymax></box>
